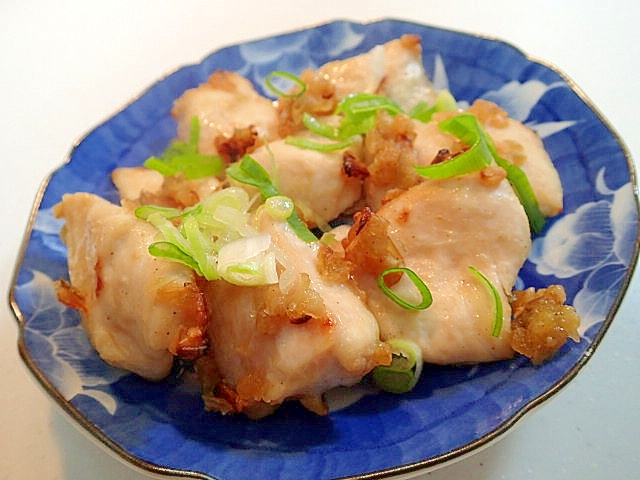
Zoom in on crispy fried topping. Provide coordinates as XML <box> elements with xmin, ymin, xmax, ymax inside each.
<box><xmin>276</xmin><ymin>69</ymin><xmax>339</xmax><ymax>137</ymax></box>
<box><xmin>214</xmin><ymin>125</ymin><xmax>261</xmax><ymax>163</ymax></box>
<box><xmin>510</xmin><ymin>284</ymin><xmax>581</xmax><ymax>364</ymax></box>
<box><xmin>342</xmin><ymin>206</ymin><xmax>403</xmax><ymax>277</ymax></box>
<box><xmin>363</xmin><ymin>111</ymin><xmax>422</xmax><ymax>201</ymax></box>
<box><xmin>258</xmin><ymin>274</ymin><xmax>329</xmax><ymax>333</ymax></box>
<box><xmin>343</xmin><ymin>150</ymin><xmax>370</xmax><ymax>180</ymax></box>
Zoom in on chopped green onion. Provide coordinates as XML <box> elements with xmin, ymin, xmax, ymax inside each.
<box><xmin>493</xmin><ymin>155</ymin><xmax>546</xmax><ymax>234</ymax></box>
<box><xmin>136</xmin><ymin>186</ymin><xmax>284</xmax><ymax>285</ymax></box>
<box><xmin>407</xmin><ymin>101</ymin><xmax>431</xmax><ymax>122</ymax></box>
<box><xmin>372</xmin><ymin>338</ymin><xmax>423</xmax><ymax>394</ymax></box>
<box><xmin>409</xmin><ymin>90</ymin><xmax>458</xmax><ymax>123</ymax></box>
<box><xmin>284</xmin><ymin>136</ymin><xmax>354</xmax><ymax>152</ymax></box>
<box><xmin>302</xmin><ymin>113</ymin><xmax>341</xmax><ymax>139</ymax></box>
<box><xmin>436</xmin><ymin>90</ymin><xmax>459</xmax><ymax>111</ymax></box>
<box><xmin>264</xmin><ymin>71</ymin><xmax>307</xmax><ymax>98</ymax></box>
<box><xmin>143</xmin><ymin>157</ymin><xmax>178</xmax><ymax>176</ymax></box>
<box><xmin>148</xmin><ymin>241</ymin><xmax>203</xmax><ymax>275</ymax></box>
<box><xmin>145</xmin><ymin>213</ymin><xmax>194</xmax><ymax>255</ymax></box>
<box><xmin>468</xmin><ymin>266</ymin><xmax>503</xmax><ymax>337</ymax></box>
<box><xmin>217</xmin><ymin>234</ymin><xmax>278</xmax><ymax>285</ymax></box>
<box><xmin>226</xmin><ymin>155</ymin><xmax>279</xmax><ymax>196</ymax></box>
<box><xmin>143</xmin><ymin>116</ymin><xmax>223</xmax><ymax>179</ymax></box>
<box><xmin>335</xmin><ymin>93</ymin><xmax>404</xmax><ymax>138</ymax></box>
<box><xmin>264</xmin><ymin>195</ymin><xmax>295</xmax><ymax>220</ymax></box>
<box><xmin>299</xmin><ymin>93</ymin><xmax>407</xmax><ymax>145</ymax></box>
<box><xmin>415</xmin><ymin>114</ymin><xmax>494</xmax><ymax>178</ymax></box>
<box><xmin>182</xmin><ymin>215</ymin><xmax>219</xmax><ymax>279</ymax></box>
<box><xmin>415</xmin><ymin>113</ymin><xmax>546</xmax><ymax>234</ymax></box>
<box><xmin>226</xmin><ymin>155</ymin><xmax>317</xmax><ymax>242</ymax></box>
<box><xmin>134</xmin><ymin>204</ymin><xmax>201</xmax><ymax>221</ymax></box>
<box><xmin>377</xmin><ymin>267</ymin><xmax>433</xmax><ymax>310</ymax></box>
<box><xmin>336</xmin><ymin>93</ymin><xmax>404</xmax><ymax>118</ymax></box>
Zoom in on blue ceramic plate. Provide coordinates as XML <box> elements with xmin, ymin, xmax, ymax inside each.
<box><xmin>10</xmin><ymin>18</ymin><xmax>639</xmax><ymax>480</ymax></box>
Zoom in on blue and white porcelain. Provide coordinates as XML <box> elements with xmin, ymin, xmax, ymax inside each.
<box><xmin>10</xmin><ymin>19</ymin><xmax>639</xmax><ymax>480</ymax></box>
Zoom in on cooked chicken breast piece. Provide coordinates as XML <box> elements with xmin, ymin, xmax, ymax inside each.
<box><xmin>467</xmin><ymin>99</ymin><xmax>564</xmax><ymax>217</ymax></box>
<box><xmin>249</xmin><ymin>139</ymin><xmax>362</xmax><ymax>226</ymax></box>
<box><xmin>201</xmin><ymin>213</ymin><xmax>389</xmax><ymax>417</ymax></box>
<box><xmin>172</xmin><ymin>70</ymin><xmax>280</xmax><ymax>156</ymax></box>
<box><xmin>111</xmin><ymin>166</ymin><xmax>222</xmax><ymax>209</ymax></box>
<box><xmin>54</xmin><ymin>192</ymin><xmax>208</xmax><ymax>381</ymax></box>
<box><xmin>317</xmin><ymin>34</ymin><xmax>437</xmax><ymax>111</ymax></box>
<box><xmin>111</xmin><ymin>166</ymin><xmax>165</xmax><ymax>201</ymax></box>
<box><xmin>408</xmin><ymin>112</ymin><xmax>563</xmax><ymax>218</ymax></box>
<box><xmin>485</xmin><ymin>118</ymin><xmax>563</xmax><ymax>217</ymax></box>
<box><xmin>347</xmin><ymin>173</ymin><xmax>531</xmax><ymax>364</ymax></box>
<box><xmin>412</xmin><ymin>117</ymin><xmax>462</xmax><ymax>166</ymax></box>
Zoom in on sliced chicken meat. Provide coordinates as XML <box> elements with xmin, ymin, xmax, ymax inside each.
<box><xmin>111</xmin><ymin>166</ymin><xmax>222</xmax><ymax>209</ymax></box>
<box><xmin>316</xmin><ymin>34</ymin><xmax>437</xmax><ymax>111</ymax></box>
<box><xmin>485</xmin><ymin>118</ymin><xmax>563</xmax><ymax>217</ymax></box>
<box><xmin>54</xmin><ymin>193</ymin><xmax>208</xmax><ymax>381</ymax></box>
<box><xmin>346</xmin><ymin>172</ymin><xmax>532</xmax><ymax>364</ymax></box>
<box><xmin>172</xmin><ymin>70</ymin><xmax>280</xmax><ymax>157</ymax></box>
<box><xmin>200</xmin><ymin>213</ymin><xmax>389</xmax><ymax>417</ymax></box>
<box><xmin>248</xmin><ymin>139</ymin><xmax>362</xmax><ymax>226</ymax></box>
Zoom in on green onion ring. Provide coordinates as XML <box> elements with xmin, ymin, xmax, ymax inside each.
<box><xmin>468</xmin><ymin>266</ymin><xmax>503</xmax><ymax>337</ymax></box>
<box><xmin>372</xmin><ymin>338</ymin><xmax>423</xmax><ymax>394</ymax></box>
<box><xmin>226</xmin><ymin>156</ymin><xmax>317</xmax><ymax>243</ymax></box>
<box><xmin>284</xmin><ymin>136</ymin><xmax>353</xmax><ymax>152</ymax></box>
<box><xmin>493</xmin><ymin>155</ymin><xmax>546</xmax><ymax>234</ymax></box>
<box><xmin>301</xmin><ymin>113</ymin><xmax>341</xmax><ymax>139</ymax></box>
<box><xmin>377</xmin><ymin>267</ymin><xmax>433</xmax><ymax>310</ymax></box>
<box><xmin>264</xmin><ymin>71</ymin><xmax>307</xmax><ymax>98</ymax></box>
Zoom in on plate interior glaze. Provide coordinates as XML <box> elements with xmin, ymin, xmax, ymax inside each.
<box><xmin>10</xmin><ymin>18</ymin><xmax>639</xmax><ymax>480</ymax></box>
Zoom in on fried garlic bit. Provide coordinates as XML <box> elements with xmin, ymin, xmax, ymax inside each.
<box><xmin>510</xmin><ymin>285</ymin><xmax>580</xmax><ymax>364</ymax></box>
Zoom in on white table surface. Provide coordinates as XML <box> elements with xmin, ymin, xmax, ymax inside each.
<box><xmin>2</xmin><ymin>1</ymin><xmax>638</xmax><ymax>479</ymax></box>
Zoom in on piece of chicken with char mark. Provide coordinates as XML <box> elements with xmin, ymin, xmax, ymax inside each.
<box><xmin>198</xmin><ymin>213</ymin><xmax>390</xmax><ymax>419</ymax></box>
<box><xmin>172</xmin><ymin>70</ymin><xmax>280</xmax><ymax>160</ymax></box>
<box><xmin>277</xmin><ymin>34</ymin><xmax>437</xmax><ymax>136</ymax></box>
<box><xmin>54</xmin><ymin>192</ymin><xmax>208</xmax><ymax>381</ymax></box>
<box><xmin>360</xmin><ymin>100</ymin><xmax>564</xmax><ymax>215</ymax></box>
<box><xmin>248</xmin><ymin>139</ymin><xmax>363</xmax><ymax>227</ymax></box>
<box><xmin>344</xmin><ymin>171</ymin><xmax>532</xmax><ymax>365</ymax></box>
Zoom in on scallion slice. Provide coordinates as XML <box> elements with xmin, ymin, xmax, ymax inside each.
<box><xmin>284</xmin><ymin>136</ymin><xmax>353</xmax><ymax>152</ymax></box>
<box><xmin>335</xmin><ymin>93</ymin><xmax>403</xmax><ymax>138</ymax></box>
<box><xmin>297</xmin><ymin>93</ymin><xmax>406</xmax><ymax>148</ymax></box>
<box><xmin>372</xmin><ymin>338</ymin><xmax>423</xmax><ymax>394</ymax></box>
<box><xmin>294</xmin><ymin>90</ymin><xmax>458</xmax><ymax>152</ymax></box>
<box><xmin>217</xmin><ymin>234</ymin><xmax>278</xmax><ymax>285</ymax></box>
<box><xmin>468</xmin><ymin>266</ymin><xmax>503</xmax><ymax>337</ymax></box>
<box><xmin>415</xmin><ymin>112</ymin><xmax>546</xmax><ymax>234</ymax></box>
<box><xmin>264</xmin><ymin>195</ymin><xmax>295</xmax><ymax>221</ymax></box>
<box><xmin>302</xmin><ymin>113</ymin><xmax>341</xmax><ymax>139</ymax></box>
<box><xmin>264</xmin><ymin>71</ymin><xmax>307</xmax><ymax>98</ymax></box>
<box><xmin>134</xmin><ymin>204</ymin><xmax>200</xmax><ymax>221</ymax></box>
<box><xmin>409</xmin><ymin>90</ymin><xmax>458</xmax><ymax>123</ymax></box>
<box><xmin>377</xmin><ymin>267</ymin><xmax>433</xmax><ymax>311</ymax></box>
<box><xmin>226</xmin><ymin>155</ymin><xmax>317</xmax><ymax>242</ymax></box>
<box><xmin>336</xmin><ymin>93</ymin><xmax>404</xmax><ymax>118</ymax></box>
<box><xmin>493</xmin><ymin>155</ymin><xmax>546</xmax><ymax>234</ymax></box>
<box><xmin>143</xmin><ymin>116</ymin><xmax>223</xmax><ymax>179</ymax></box>
<box><xmin>136</xmin><ymin>186</ymin><xmax>285</xmax><ymax>285</ymax></box>
<box><xmin>148</xmin><ymin>241</ymin><xmax>203</xmax><ymax>275</ymax></box>
<box><xmin>415</xmin><ymin>113</ymin><xmax>494</xmax><ymax>178</ymax></box>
